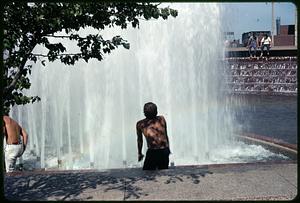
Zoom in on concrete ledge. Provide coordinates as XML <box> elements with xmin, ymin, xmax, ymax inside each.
<box><xmin>225</xmin><ymin>46</ymin><xmax>297</xmax><ymax>57</ymax></box>
<box><xmin>4</xmin><ymin>134</ymin><xmax>297</xmax><ymax>201</ymax></box>
<box><xmin>4</xmin><ymin>162</ymin><xmax>297</xmax><ymax>201</ymax></box>
<box><xmin>226</xmin><ymin>46</ymin><xmax>297</xmax><ymax>52</ymax></box>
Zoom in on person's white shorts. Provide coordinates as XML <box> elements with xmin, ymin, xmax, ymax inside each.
<box><xmin>4</xmin><ymin>144</ymin><xmax>24</xmax><ymax>172</ymax></box>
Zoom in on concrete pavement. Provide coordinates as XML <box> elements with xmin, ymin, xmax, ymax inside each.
<box><xmin>4</xmin><ymin>161</ymin><xmax>297</xmax><ymax>201</ymax></box>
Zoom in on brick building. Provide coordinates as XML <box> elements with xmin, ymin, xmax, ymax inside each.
<box><xmin>274</xmin><ymin>25</ymin><xmax>295</xmax><ymax>46</ymax></box>
<box><xmin>241</xmin><ymin>23</ymin><xmax>295</xmax><ymax>47</ymax></box>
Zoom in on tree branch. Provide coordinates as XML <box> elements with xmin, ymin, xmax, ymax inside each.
<box><xmin>45</xmin><ymin>35</ymin><xmax>72</xmax><ymax>38</ymax></box>
<box><xmin>32</xmin><ymin>53</ymin><xmax>82</xmax><ymax>57</ymax></box>
<box><xmin>45</xmin><ymin>34</ymin><xmax>88</xmax><ymax>40</ymax></box>
<box><xmin>4</xmin><ymin>44</ymin><xmax>36</xmax><ymax>94</ymax></box>
<box><xmin>4</xmin><ymin>62</ymin><xmax>27</xmax><ymax>94</ymax></box>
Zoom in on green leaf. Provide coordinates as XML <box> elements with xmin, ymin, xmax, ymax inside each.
<box><xmin>122</xmin><ymin>42</ymin><xmax>130</xmax><ymax>49</ymax></box>
<box><xmin>3</xmin><ymin>2</ymin><xmax>177</xmax><ymax>113</ymax></box>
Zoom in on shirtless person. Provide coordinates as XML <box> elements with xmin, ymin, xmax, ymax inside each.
<box><xmin>136</xmin><ymin>102</ymin><xmax>171</xmax><ymax>170</ymax></box>
<box><xmin>3</xmin><ymin>115</ymin><xmax>28</xmax><ymax>172</ymax></box>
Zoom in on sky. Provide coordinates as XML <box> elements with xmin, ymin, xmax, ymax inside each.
<box><xmin>221</xmin><ymin>2</ymin><xmax>297</xmax><ymax>41</ymax></box>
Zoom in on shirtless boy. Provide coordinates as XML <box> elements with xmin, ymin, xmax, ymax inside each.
<box><xmin>3</xmin><ymin>115</ymin><xmax>28</xmax><ymax>172</ymax></box>
<box><xmin>136</xmin><ymin>102</ymin><xmax>171</xmax><ymax>170</ymax></box>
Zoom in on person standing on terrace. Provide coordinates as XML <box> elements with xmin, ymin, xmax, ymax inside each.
<box><xmin>260</xmin><ymin>34</ymin><xmax>272</xmax><ymax>58</ymax></box>
<box><xmin>247</xmin><ymin>32</ymin><xmax>258</xmax><ymax>59</ymax></box>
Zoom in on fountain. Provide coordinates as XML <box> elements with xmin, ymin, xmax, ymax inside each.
<box><xmin>10</xmin><ymin>3</ymin><xmax>288</xmax><ymax>170</ymax></box>
<box><xmin>226</xmin><ymin>57</ymin><xmax>297</xmax><ymax>95</ymax></box>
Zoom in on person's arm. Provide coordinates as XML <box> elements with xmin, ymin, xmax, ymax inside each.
<box><xmin>136</xmin><ymin>122</ymin><xmax>144</xmax><ymax>161</ymax></box>
<box><xmin>162</xmin><ymin>116</ymin><xmax>171</xmax><ymax>153</ymax></box>
<box><xmin>247</xmin><ymin>37</ymin><xmax>251</xmax><ymax>47</ymax></box>
<box><xmin>20</xmin><ymin>127</ymin><xmax>28</xmax><ymax>152</ymax></box>
<box><xmin>3</xmin><ymin>123</ymin><xmax>7</xmax><ymax>143</ymax></box>
<box><xmin>3</xmin><ymin>124</ymin><xmax>6</xmax><ymax>136</ymax></box>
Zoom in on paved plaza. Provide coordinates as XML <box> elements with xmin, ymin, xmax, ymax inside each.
<box><xmin>4</xmin><ymin>161</ymin><xmax>297</xmax><ymax>201</ymax></box>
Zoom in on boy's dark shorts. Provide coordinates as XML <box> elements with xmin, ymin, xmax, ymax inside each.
<box><xmin>143</xmin><ymin>147</ymin><xmax>170</xmax><ymax>170</ymax></box>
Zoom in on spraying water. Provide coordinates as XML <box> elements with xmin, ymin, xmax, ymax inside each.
<box><xmin>10</xmin><ymin>3</ymin><xmax>287</xmax><ymax>170</ymax></box>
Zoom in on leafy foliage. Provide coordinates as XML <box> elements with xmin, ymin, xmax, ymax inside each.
<box><xmin>3</xmin><ymin>2</ymin><xmax>177</xmax><ymax>114</ymax></box>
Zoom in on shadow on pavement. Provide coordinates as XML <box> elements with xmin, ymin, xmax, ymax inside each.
<box><xmin>4</xmin><ymin>166</ymin><xmax>213</xmax><ymax>200</ymax></box>
<box><xmin>124</xmin><ymin>166</ymin><xmax>213</xmax><ymax>199</ymax></box>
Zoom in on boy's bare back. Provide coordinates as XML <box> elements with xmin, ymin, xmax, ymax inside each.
<box><xmin>3</xmin><ymin>116</ymin><xmax>22</xmax><ymax>144</ymax></box>
<box><xmin>136</xmin><ymin>115</ymin><xmax>169</xmax><ymax>149</ymax></box>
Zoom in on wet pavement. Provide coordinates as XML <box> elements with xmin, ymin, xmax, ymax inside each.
<box><xmin>4</xmin><ymin>161</ymin><xmax>297</xmax><ymax>201</ymax></box>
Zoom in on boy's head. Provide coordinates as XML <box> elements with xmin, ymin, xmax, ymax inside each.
<box><xmin>143</xmin><ymin>102</ymin><xmax>157</xmax><ymax>119</ymax></box>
